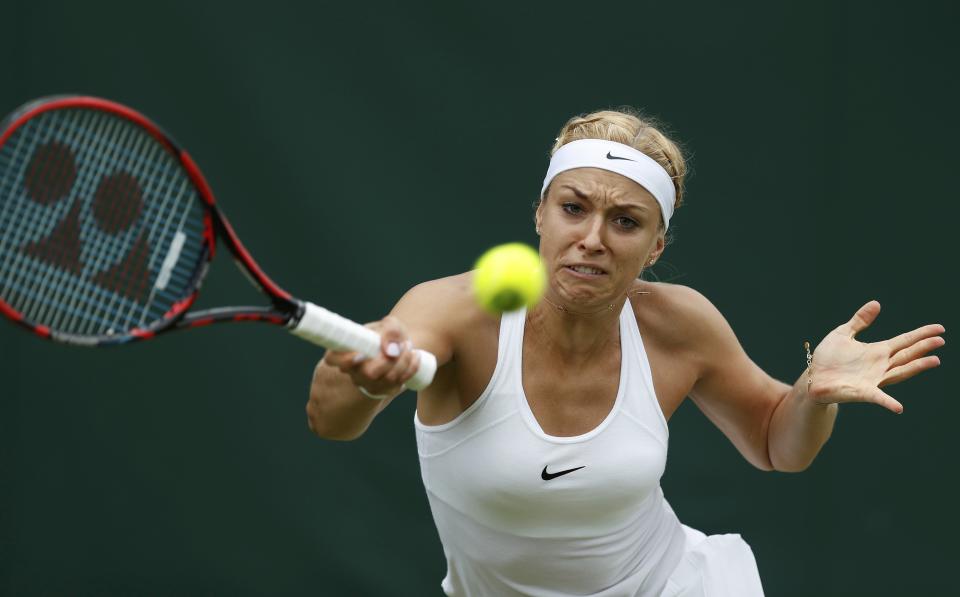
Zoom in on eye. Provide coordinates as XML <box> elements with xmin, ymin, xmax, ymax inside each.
<box><xmin>561</xmin><ymin>202</ymin><xmax>584</xmax><ymax>215</ymax></box>
<box><xmin>614</xmin><ymin>216</ymin><xmax>639</xmax><ymax>229</ymax></box>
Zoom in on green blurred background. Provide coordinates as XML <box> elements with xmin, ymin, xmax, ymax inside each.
<box><xmin>1</xmin><ymin>1</ymin><xmax>956</xmax><ymax>595</ymax></box>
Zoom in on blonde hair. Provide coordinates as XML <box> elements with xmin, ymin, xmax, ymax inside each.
<box><xmin>547</xmin><ymin>108</ymin><xmax>688</xmax><ymax>235</ymax></box>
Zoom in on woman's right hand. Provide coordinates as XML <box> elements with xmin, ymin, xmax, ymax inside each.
<box><xmin>321</xmin><ymin>315</ymin><xmax>422</xmax><ymax>399</ymax></box>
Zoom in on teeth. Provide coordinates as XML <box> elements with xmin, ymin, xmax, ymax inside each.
<box><xmin>570</xmin><ymin>265</ymin><xmax>604</xmax><ymax>275</ymax></box>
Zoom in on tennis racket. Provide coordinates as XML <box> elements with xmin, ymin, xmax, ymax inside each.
<box><xmin>0</xmin><ymin>95</ymin><xmax>437</xmax><ymax>389</ymax></box>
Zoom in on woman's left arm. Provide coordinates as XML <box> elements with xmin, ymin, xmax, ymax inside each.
<box><xmin>768</xmin><ymin>300</ymin><xmax>944</xmax><ymax>471</ymax></box>
<box><xmin>683</xmin><ymin>290</ymin><xmax>945</xmax><ymax>472</ymax></box>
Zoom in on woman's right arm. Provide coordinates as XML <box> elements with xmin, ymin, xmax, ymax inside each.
<box><xmin>305</xmin><ymin>279</ymin><xmax>459</xmax><ymax>441</ymax></box>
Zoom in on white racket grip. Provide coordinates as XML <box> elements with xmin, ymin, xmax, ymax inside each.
<box><xmin>290</xmin><ymin>302</ymin><xmax>437</xmax><ymax>391</ymax></box>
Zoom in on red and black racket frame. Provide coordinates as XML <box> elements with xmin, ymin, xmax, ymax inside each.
<box><xmin>0</xmin><ymin>96</ymin><xmax>306</xmax><ymax>347</ymax></box>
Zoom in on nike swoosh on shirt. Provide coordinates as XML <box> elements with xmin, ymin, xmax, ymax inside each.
<box><xmin>541</xmin><ymin>465</ymin><xmax>586</xmax><ymax>481</ymax></box>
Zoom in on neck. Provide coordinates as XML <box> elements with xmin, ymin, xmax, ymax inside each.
<box><xmin>526</xmin><ymin>293</ymin><xmax>626</xmax><ymax>358</ymax></box>
<box><xmin>541</xmin><ymin>293</ymin><xmax>620</xmax><ymax>316</ymax></box>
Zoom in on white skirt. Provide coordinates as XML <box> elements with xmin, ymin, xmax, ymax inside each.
<box><xmin>660</xmin><ymin>525</ymin><xmax>765</xmax><ymax>597</ymax></box>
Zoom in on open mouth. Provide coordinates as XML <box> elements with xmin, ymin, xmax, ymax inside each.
<box><xmin>564</xmin><ymin>264</ymin><xmax>607</xmax><ymax>276</ymax></box>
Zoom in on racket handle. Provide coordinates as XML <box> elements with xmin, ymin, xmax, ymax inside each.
<box><xmin>290</xmin><ymin>302</ymin><xmax>438</xmax><ymax>391</ymax></box>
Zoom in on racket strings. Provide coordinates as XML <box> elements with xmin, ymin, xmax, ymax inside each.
<box><xmin>0</xmin><ymin>112</ymin><xmax>82</xmax><ymax>320</ymax></box>
<box><xmin>9</xmin><ymin>111</ymin><xmax>146</xmax><ymax>334</ymax></box>
<box><xmin>36</xmin><ymin>111</ymin><xmax>132</xmax><ymax>333</ymax></box>
<box><xmin>0</xmin><ymin>108</ymin><xmax>207</xmax><ymax>337</ymax></box>
<box><xmin>1</xmin><ymin>116</ymin><xmax>120</xmax><ymax>333</ymax></box>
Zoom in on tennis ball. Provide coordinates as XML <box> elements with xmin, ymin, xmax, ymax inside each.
<box><xmin>472</xmin><ymin>243</ymin><xmax>545</xmax><ymax>313</ymax></box>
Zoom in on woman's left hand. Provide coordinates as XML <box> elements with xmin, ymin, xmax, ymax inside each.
<box><xmin>808</xmin><ymin>300</ymin><xmax>945</xmax><ymax>413</ymax></box>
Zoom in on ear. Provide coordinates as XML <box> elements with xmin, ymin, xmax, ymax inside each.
<box><xmin>649</xmin><ymin>233</ymin><xmax>665</xmax><ymax>262</ymax></box>
<box><xmin>534</xmin><ymin>199</ymin><xmax>544</xmax><ymax>233</ymax></box>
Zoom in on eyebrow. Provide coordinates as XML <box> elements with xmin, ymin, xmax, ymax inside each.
<box><xmin>560</xmin><ymin>184</ymin><xmax>650</xmax><ymax>213</ymax></box>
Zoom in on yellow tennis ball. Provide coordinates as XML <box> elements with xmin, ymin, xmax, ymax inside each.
<box><xmin>472</xmin><ymin>243</ymin><xmax>545</xmax><ymax>313</ymax></box>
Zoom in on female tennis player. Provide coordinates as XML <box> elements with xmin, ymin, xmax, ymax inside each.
<box><xmin>306</xmin><ymin>109</ymin><xmax>945</xmax><ymax>596</ymax></box>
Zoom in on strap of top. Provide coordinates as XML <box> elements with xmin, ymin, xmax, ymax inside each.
<box><xmin>619</xmin><ymin>299</ymin><xmax>671</xmax><ymax>441</ymax></box>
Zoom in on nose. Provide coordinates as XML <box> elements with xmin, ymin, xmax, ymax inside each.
<box><xmin>577</xmin><ymin>215</ymin><xmax>606</xmax><ymax>254</ymax></box>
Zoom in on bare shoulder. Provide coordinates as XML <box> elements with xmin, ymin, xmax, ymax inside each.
<box><xmin>395</xmin><ymin>272</ymin><xmax>474</xmax><ymax>310</ymax></box>
<box><xmin>623</xmin><ymin>281</ymin><xmax>725</xmax><ymax>418</ymax></box>
<box><xmin>393</xmin><ymin>271</ymin><xmax>488</xmax><ymax>327</ymax></box>
<box><xmin>395</xmin><ymin>272</ymin><xmax>501</xmax><ymax>424</ymax></box>
<box><xmin>630</xmin><ymin>280</ymin><xmax>725</xmax><ymax>356</ymax></box>
<box><xmin>390</xmin><ymin>271</ymin><xmax>496</xmax><ymax>366</ymax></box>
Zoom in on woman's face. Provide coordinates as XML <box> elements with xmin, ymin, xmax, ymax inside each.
<box><xmin>535</xmin><ymin>168</ymin><xmax>665</xmax><ymax>309</ymax></box>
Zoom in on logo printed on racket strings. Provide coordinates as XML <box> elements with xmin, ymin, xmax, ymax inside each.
<box><xmin>541</xmin><ymin>465</ymin><xmax>586</xmax><ymax>481</ymax></box>
<box><xmin>15</xmin><ymin>140</ymin><xmax>160</xmax><ymax>300</ymax></box>
<box><xmin>605</xmin><ymin>152</ymin><xmax>636</xmax><ymax>162</ymax></box>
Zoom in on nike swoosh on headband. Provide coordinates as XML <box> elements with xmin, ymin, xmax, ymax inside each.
<box><xmin>606</xmin><ymin>151</ymin><xmax>636</xmax><ymax>161</ymax></box>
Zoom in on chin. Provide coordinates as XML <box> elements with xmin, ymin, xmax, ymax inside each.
<box><xmin>553</xmin><ymin>281</ymin><xmax>612</xmax><ymax>306</ymax></box>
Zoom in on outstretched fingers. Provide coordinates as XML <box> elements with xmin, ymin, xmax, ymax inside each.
<box><xmin>887</xmin><ymin>324</ymin><xmax>946</xmax><ymax>354</ymax></box>
<box><xmin>880</xmin><ymin>355</ymin><xmax>942</xmax><ymax>387</ymax></box>
<box><xmin>889</xmin><ymin>335</ymin><xmax>946</xmax><ymax>368</ymax></box>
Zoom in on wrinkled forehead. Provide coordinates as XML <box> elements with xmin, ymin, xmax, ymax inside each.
<box><xmin>548</xmin><ymin>168</ymin><xmax>661</xmax><ymax>213</ymax></box>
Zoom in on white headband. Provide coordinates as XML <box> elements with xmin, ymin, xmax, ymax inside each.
<box><xmin>541</xmin><ymin>139</ymin><xmax>676</xmax><ymax>230</ymax></box>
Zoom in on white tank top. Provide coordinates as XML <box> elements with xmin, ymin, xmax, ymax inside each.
<box><xmin>414</xmin><ymin>301</ymin><xmax>688</xmax><ymax>596</ymax></box>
